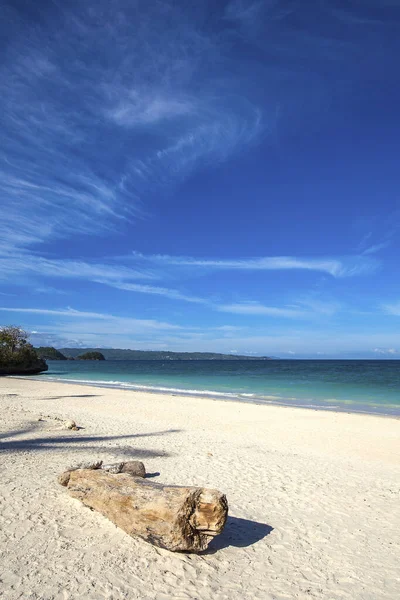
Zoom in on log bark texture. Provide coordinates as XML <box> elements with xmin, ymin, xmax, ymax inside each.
<box><xmin>58</xmin><ymin>460</ymin><xmax>146</xmax><ymax>486</ymax></box>
<box><xmin>61</xmin><ymin>469</ymin><xmax>228</xmax><ymax>552</ymax></box>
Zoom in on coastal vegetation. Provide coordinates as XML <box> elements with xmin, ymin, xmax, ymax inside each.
<box><xmin>0</xmin><ymin>326</ymin><xmax>48</xmax><ymax>375</ymax></box>
<box><xmin>60</xmin><ymin>348</ymin><xmax>271</xmax><ymax>360</ymax></box>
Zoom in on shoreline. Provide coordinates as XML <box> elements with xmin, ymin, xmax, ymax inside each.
<box><xmin>1</xmin><ymin>377</ymin><xmax>399</xmax><ymax>600</ymax></box>
<box><xmin>10</xmin><ymin>374</ymin><xmax>400</xmax><ymax>418</ymax></box>
<box><xmin>2</xmin><ymin>376</ymin><xmax>400</xmax><ymax>463</ymax></box>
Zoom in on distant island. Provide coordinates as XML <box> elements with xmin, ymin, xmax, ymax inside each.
<box><xmin>76</xmin><ymin>351</ymin><xmax>105</xmax><ymax>361</ymax></box>
<box><xmin>55</xmin><ymin>348</ymin><xmax>272</xmax><ymax>361</ymax></box>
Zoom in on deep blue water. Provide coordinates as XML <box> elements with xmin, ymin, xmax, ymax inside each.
<box><xmin>26</xmin><ymin>359</ymin><xmax>400</xmax><ymax>416</ymax></box>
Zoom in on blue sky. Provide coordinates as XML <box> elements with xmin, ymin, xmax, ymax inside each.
<box><xmin>0</xmin><ymin>0</ymin><xmax>399</xmax><ymax>358</ymax></box>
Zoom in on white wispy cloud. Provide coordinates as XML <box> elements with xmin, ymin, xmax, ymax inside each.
<box><xmin>0</xmin><ymin>255</ymin><xmax>154</xmax><ymax>283</ymax></box>
<box><xmin>130</xmin><ymin>251</ymin><xmax>379</xmax><ymax>277</ymax></box>
<box><xmin>0</xmin><ymin>306</ymin><xmax>181</xmax><ymax>332</ymax></box>
<box><xmin>382</xmin><ymin>302</ymin><xmax>400</xmax><ymax>317</ymax></box>
<box><xmin>0</xmin><ymin>1</ymin><xmax>264</xmax><ymax>255</ymax></box>
<box><xmin>106</xmin><ymin>91</ymin><xmax>195</xmax><ymax>127</ymax></box>
<box><xmin>320</xmin><ymin>0</ymin><xmax>398</xmax><ymax>27</ymax></box>
<box><xmin>33</xmin><ymin>286</ymin><xmax>69</xmax><ymax>296</ymax></box>
<box><xmin>225</xmin><ymin>0</ymin><xmax>293</xmax><ymax>26</ymax></box>
<box><xmin>217</xmin><ymin>302</ymin><xmax>308</xmax><ymax>318</ymax></box>
<box><xmin>117</xmin><ymin>103</ymin><xmax>263</xmax><ymax>200</ymax></box>
<box><xmin>215</xmin><ymin>295</ymin><xmax>340</xmax><ymax>320</ymax></box>
<box><xmin>361</xmin><ymin>241</ymin><xmax>391</xmax><ymax>255</ymax></box>
<box><xmin>295</xmin><ymin>298</ymin><xmax>341</xmax><ymax>317</ymax></box>
<box><xmin>101</xmin><ymin>281</ymin><xmax>208</xmax><ymax>304</ymax></box>
<box><xmin>357</xmin><ymin>227</ymin><xmax>394</xmax><ymax>256</ymax></box>
<box><xmin>95</xmin><ymin>272</ymin><xmax>343</xmax><ymax>318</ymax></box>
<box><xmin>0</xmin><ymin>246</ymin><xmax>355</xmax><ymax>318</ymax></box>
<box><xmin>213</xmin><ymin>325</ymin><xmax>245</xmax><ymax>332</ymax></box>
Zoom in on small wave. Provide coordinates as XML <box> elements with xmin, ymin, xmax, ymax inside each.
<box><xmin>25</xmin><ymin>374</ymin><xmax>399</xmax><ymax>416</ymax></box>
<box><xmin>37</xmin><ymin>375</ymin><xmax>288</xmax><ymax>403</ymax></box>
<box><xmin>30</xmin><ymin>375</ymin><xmax>311</xmax><ymax>404</ymax></box>
<box><xmin>39</xmin><ymin>376</ymin><xmax>246</xmax><ymax>398</ymax></box>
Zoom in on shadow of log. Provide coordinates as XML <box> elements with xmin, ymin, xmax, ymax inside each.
<box><xmin>204</xmin><ymin>516</ymin><xmax>273</xmax><ymax>552</ymax></box>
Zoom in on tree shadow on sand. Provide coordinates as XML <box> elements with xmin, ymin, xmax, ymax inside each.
<box><xmin>0</xmin><ymin>424</ymin><xmax>181</xmax><ymax>459</ymax></box>
<box><xmin>205</xmin><ymin>516</ymin><xmax>273</xmax><ymax>553</ymax></box>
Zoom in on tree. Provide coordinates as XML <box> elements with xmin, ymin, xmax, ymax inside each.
<box><xmin>0</xmin><ymin>325</ymin><xmax>48</xmax><ymax>374</ymax></box>
<box><xmin>0</xmin><ymin>325</ymin><xmax>29</xmax><ymax>354</ymax></box>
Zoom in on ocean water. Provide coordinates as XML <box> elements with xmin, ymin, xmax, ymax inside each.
<box><xmin>27</xmin><ymin>359</ymin><xmax>400</xmax><ymax>416</ymax></box>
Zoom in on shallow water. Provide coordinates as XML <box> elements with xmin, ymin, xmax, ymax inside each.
<box><xmin>24</xmin><ymin>359</ymin><xmax>400</xmax><ymax>416</ymax></box>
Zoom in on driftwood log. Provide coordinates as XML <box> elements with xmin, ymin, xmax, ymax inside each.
<box><xmin>60</xmin><ymin>468</ymin><xmax>228</xmax><ymax>552</ymax></box>
<box><xmin>58</xmin><ymin>460</ymin><xmax>146</xmax><ymax>486</ymax></box>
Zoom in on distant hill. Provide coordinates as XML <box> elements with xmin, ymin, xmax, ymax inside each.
<box><xmin>59</xmin><ymin>348</ymin><xmax>272</xmax><ymax>361</ymax></box>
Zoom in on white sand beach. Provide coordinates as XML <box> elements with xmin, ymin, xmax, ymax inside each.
<box><xmin>0</xmin><ymin>377</ymin><xmax>399</xmax><ymax>600</ymax></box>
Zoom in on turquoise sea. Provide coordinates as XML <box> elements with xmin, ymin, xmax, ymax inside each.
<box><xmin>28</xmin><ymin>359</ymin><xmax>400</xmax><ymax>416</ymax></box>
